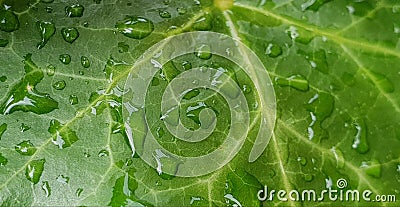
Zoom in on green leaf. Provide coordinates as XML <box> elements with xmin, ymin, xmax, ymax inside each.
<box><xmin>0</xmin><ymin>0</ymin><xmax>399</xmax><ymax>206</ymax></box>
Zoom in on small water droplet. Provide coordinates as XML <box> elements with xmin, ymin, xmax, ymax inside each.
<box><xmin>351</xmin><ymin>120</ymin><xmax>369</xmax><ymax>154</ymax></box>
<box><xmin>65</xmin><ymin>4</ymin><xmax>84</xmax><ymax>17</ymax></box>
<box><xmin>0</xmin><ymin>10</ymin><xmax>19</xmax><ymax>32</ymax></box>
<box><xmin>360</xmin><ymin>159</ymin><xmax>381</xmax><ymax>178</ymax></box>
<box><xmin>297</xmin><ymin>156</ymin><xmax>307</xmax><ymax>166</ymax></box>
<box><xmin>181</xmin><ymin>61</ymin><xmax>192</xmax><ymax>70</ymax></box>
<box><xmin>156</xmin><ymin>127</ymin><xmax>165</xmax><ymax>138</ymax></box>
<box><xmin>83</xmin><ymin>22</ymin><xmax>89</xmax><ymax>27</ymax></box>
<box><xmin>41</xmin><ymin>181</ymin><xmax>51</xmax><ymax>197</ymax></box>
<box><xmin>159</xmin><ymin>10</ymin><xmax>171</xmax><ymax>18</ymax></box>
<box><xmin>0</xmin><ymin>39</ymin><xmax>9</xmax><ymax>47</ymax></box>
<box><xmin>52</xmin><ymin>80</ymin><xmax>66</xmax><ymax>90</ymax></box>
<box><xmin>0</xmin><ymin>153</ymin><xmax>7</xmax><ymax>166</ymax></box>
<box><xmin>98</xmin><ymin>149</ymin><xmax>109</xmax><ymax>157</ymax></box>
<box><xmin>61</xmin><ymin>27</ymin><xmax>79</xmax><ymax>43</ymax></box>
<box><xmin>25</xmin><ymin>159</ymin><xmax>46</xmax><ymax>184</ymax></box>
<box><xmin>46</xmin><ymin>64</ymin><xmax>56</xmax><ymax>76</ymax></box>
<box><xmin>193</xmin><ymin>14</ymin><xmax>212</xmax><ymax>31</ymax></box>
<box><xmin>45</xmin><ymin>7</ymin><xmax>53</xmax><ymax>13</ymax></box>
<box><xmin>0</xmin><ymin>76</ymin><xmax>6</xmax><ymax>82</ymax></box>
<box><xmin>275</xmin><ymin>74</ymin><xmax>309</xmax><ymax>91</ymax></box>
<box><xmin>0</xmin><ymin>123</ymin><xmax>7</xmax><ymax>140</ymax></box>
<box><xmin>304</xmin><ymin>174</ymin><xmax>314</xmax><ymax>182</ymax></box>
<box><xmin>265</xmin><ymin>43</ymin><xmax>282</xmax><ymax>58</ymax></box>
<box><xmin>59</xmin><ymin>54</ymin><xmax>71</xmax><ymax>64</ymax></box>
<box><xmin>48</xmin><ymin>119</ymin><xmax>79</xmax><ymax>149</ymax></box>
<box><xmin>118</xmin><ymin>42</ymin><xmax>129</xmax><ymax>53</ymax></box>
<box><xmin>69</xmin><ymin>95</ymin><xmax>78</xmax><ymax>105</ymax></box>
<box><xmin>36</xmin><ymin>21</ymin><xmax>56</xmax><ymax>49</ymax></box>
<box><xmin>76</xmin><ymin>188</ymin><xmax>83</xmax><ymax>197</ymax></box>
<box><xmin>41</xmin><ymin>0</ymin><xmax>54</xmax><ymax>3</ymax></box>
<box><xmin>177</xmin><ymin>7</ymin><xmax>187</xmax><ymax>15</ymax></box>
<box><xmin>79</xmin><ymin>71</ymin><xmax>84</xmax><ymax>75</ymax></box>
<box><xmin>81</xmin><ymin>56</ymin><xmax>90</xmax><ymax>68</ymax></box>
<box><xmin>56</xmin><ymin>174</ymin><xmax>70</xmax><ymax>184</ymax></box>
<box><xmin>115</xmin><ymin>16</ymin><xmax>154</xmax><ymax>39</ymax></box>
<box><xmin>20</xmin><ymin>123</ymin><xmax>31</xmax><ymax>132</ymax></box>
<box><xmin>194</xmin><ymin>44</ymin><xmax>212</xmax><ymax>60</ymax></box>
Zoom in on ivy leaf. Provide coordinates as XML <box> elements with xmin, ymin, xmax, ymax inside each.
<box><xmin>0</xmin><ymin>0</ymin><xmax>399</xmax><ymax>206</ymax></box>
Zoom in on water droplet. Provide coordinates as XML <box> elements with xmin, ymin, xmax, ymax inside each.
<box><xmin>306</xmin><ymin>92</ymin><xmax>334</xmax><ymax>121</ymax></box>
<box><xmin>61</xmin><ymin>27</ymin><xmax>79</xmax><ymax>43</ymax></box>
<box><xmin>297</xmin><ymin>156</ymin><xmax>307</xmax><ymax>166</ymax></box>
<box><xmin>0</xmin><ymin>153</ymin><xmax>7</xmax><ymax>166</ymax></box>
<box><xmin>56</xmin><ymin>174</ymin><xmax>70</xmax><ymax>184</ymax></box>
<box><xmin>36</xmin><ymin>21</ymin><xmax>56</xmax><ymax>49</ymax></box>
<box><xmin>301</xmin><ymin>0</ymin><xmax>332</xmax><ymax>11</ymax></box>
<box><xmin>360</xmin><ymin>159</ymin><xmax>381</xmax><ymax>178</ymax></box>
<box><xmin>369</xmin><ymin>71</ymin><xmax>394</xmax><ymax>93</ymax></box>
<box><xmin>52</xmin><ymin>80</ymin><xmax>66</xmax><ymax>90</ymax></box>
<box><xmin>183</xmin><ymin>89</ymin><xmax>200</xmax><ymax>100</ymax></box>
<box><xmin>0</xmin><ymin>54</ymin><xmax>58</xmax><ymax>115</ymax></box>
<box><xmin>159</xmin><ymin>10</ymin><xmax>171</xmax><ymax>18</ymax></box>
<box><xmin>265</xmin><ymin>43</ymin><xmax>282</xmax><ymax>58</ymax></box>
<box><xmin>76</xmin><ymin>188</ymin><xmax>83</xmax><ymax>197</ymax></box>
<box><xmin>275</xmin><ymin>74</ymin><xmax>309</xmax><ymax>91</ymax></box>
<box><xmin>83</xmin><ymin>152</ymin><xmax>91</xmax><ymax>157</ymax></box>
<box><xmin>45</xmin><ymin>7</ymin><xmax>53</xmax><ymax>13</ymax></box>
<box><xmin>0</xmin><ymin>76</ymin><xmax>6</xmax><ymax>82</ymax></box>
<box><xmin>351</xmin><ymin>119</ymin><xmax>369</xmax><ymax>154</ymax></box>
<box><xmin>20</xmin><ymin>123</ymin><xmax>31</xmax><ymax>132</ymax></box>
<box><xmin>118</xmin><ymin>42</ymin><xmax>129</xmax><ymax>53</ymax></box>
<box><xmin>0</xmin><ymin>123</ymin><xmax>7</xmax><ymax>140</ymax></box>
<box><xmin>41</xmin><ymin>181</ymin><xmax>51</xmax><ymax>197</ymax></box>
<box><xmin>59</xmin><ymin>54</ymin><xmax>71</xmax><ymax>65</ymax></box>
<box><xmin>83</xmin><ymin>22</ymin><xmax>89</xmax><ymax>27</ymax></box>
<box><xmin>25</xmin><ymin>159</ymin><xmax>46</xmax><ymax>184</ymax></box>
<box><xmin>69</xmin><ymin>95</ymin><xmax>78</xmax><ymax>105</ymax></box>
<box><xmin>98</xmin><ymin>149</ymin><xmax>109</xmax><ymax>157</ymax></box>
<box><xmin>193</xmin><ymin>14</ymin><xmax>212</xmax><ymax>31</ymax></box>
<box><xmin>94</xmin><ymin>0</ymin><xmax>102</xmax><ymax>4</ymax></box>
<box><xmin>65</xmin><ymin>4</ymin><xmax>84</xmax><ymax>17</ymax></box>
<box><xmin>81</xmin><ymin>56</ymin><xmax>90</xmax><ymax>68</ymax></box>
<box><xmin>300</xmin><ymin>50</ymin><xmax>328</xmax><ymax>73</ymax></box>
<box><xmin>194</xmin><ymin>44</ymin><xmax>212</xmax><ymax>60</ymax></box>
<box><xmin>41</xmin><ymin>0</ymin><xmax>54</xmax><ymax>3</ymax></box>
<box><xmin>48</xmin><ymin>119</ymin><xmax>79</xmax><ymax>149</ymax></box>
<box><xmin>0</xmin><ymin>39</ymin><xmax>9</xmax><ymax>47</ymax></box>
<box><xmin>15</xmin><ymin>140</ymin><xmax>36</xmax><ymax>156</ymax></box>
<box><xmin>79</xmin><ymin>71</ymin><xmax>84</xmax><ymax>75</ymax></box>
<box><xmin>177</xmin><ymin>7</ymin><xmax>187</xmax><ymax>15</ymax></box>
<box><xmin>181</xmin><ymin>61</ymin><xmax>192</xmax><ymax>70</ymax></box>
<box><xmin>304</xmin><ymin>174</ymin><xmax>314</xmax><ymax>182</ymax></box>
<box><xmin>115</xmin><ymin>16</ymin><xmax>154</xmax><ymax>39</ymax></box>
<box><xmin>46</xmin><ymin>64</ymin><xmax>56</xmax><ymax>76</ymax></box>
<box><xmin>0</xmin><ymin>10</ymin><xmax>19</xmax><ymax>32</ymax></box>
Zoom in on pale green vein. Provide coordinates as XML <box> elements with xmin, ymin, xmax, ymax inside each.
<box><xmin>234</xmin><ymin>3</ymin><xmax>400</xmax><ymax>58</ymax></box>
<box><xmin>341</xmin><ymin>45</ymin><xmax>400</xmax><ymax>113</ymax></box>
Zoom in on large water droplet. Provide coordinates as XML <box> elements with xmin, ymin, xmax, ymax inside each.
<box><xmin>0</xmin><ymin>153</ymin><xmax>7</xmax><ymax>166</ymax></box>
<box><xmin>115</xmin><ymin>16</ymin><xmax>154</xmax><ymax>39</ymax></box>
<box><xmin>48</xmin><ymin>119</ymin><xmax>79</xmax><ymax>149</ymax></box>
<box><xmin>25</xmin><ymin>159</ymin><xmax>46</xmax><ymax>184</ymax></box>
<box><xmin>275</xmin><ymin>74</ymin><xmax>309</xmax><ymax>91</ymax></box>
<box><xmin>0</xmin><ymin>54</ymin><xmax>58</xmax><ymax>115</ymax></box>
<box><xmin>61</xmin><ymin>27</ymin><xmax>79</xmax><ymax>43</ymax></box>
<box><xmin>351</xmin><ymin>119</ymin><xmax>369</xmax><ymax>154</ymax></box>
<box><xmin>52</xmin><ymin>80</ymin><xmax>66</xmax><ymax>90</ymax></box>
<box><xmin>0</xmin><ymin>10</ymin><xmax>19</xmax><ymax>32</ymax></box>
<box><xmin>194</xmin><ymin>44</ymin><xmax>212</xmax><ymax>60</ymax></box>
<box><xmin>56</xmin><ymin>174</ymin><xmax>70</xmax><ymax>184</ymax></box>
<box><xmin>81</xmin><ymin>56</ymin><xmax>90</xmax><ymax>68</ymax></box>
<box><xmin>360</xmin><ymin>159</ymin><xmax>381</xmax><ymax>178</ymax></box>
<box><xmin>183</xmin><ymin>89</ymin><xmax>200</xmax><ymax>100</ymax></box>
<box><xmin>41</xmin><ymin>181</ymin><xmax>51</xmax><ymax>197</ymax></box>
<box><xmin>15</xmin><ymin>140</ymin><xmax>36</xmax><ymax>156</ymax></box>
<box><xmin>159</xmin><ymin>10</ymin><xmax>171</xmax><ymax>18</ymax></box>
<box><xmin>65</xmin><ymin>4</ymin><xmax>84</xmax><ymax>17</ymax></box>
<box><xmin>0</xmin><ymin>123</ymin><xmax>7</xmax><ymax>140</ymax></box>
<box><xmin>36</xmin><ymin>21</ymin><xmax>56</xmax><ymax>49</ymax></box>
<box><xmin>59</xmin><ymin>54</ymin><xmax>71</xmax><ymax>65</ymax></box>
<box><xmin>0</xmin><ymin>39</ymin><xmax>9</xmax><ymax>47</ymax></box>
